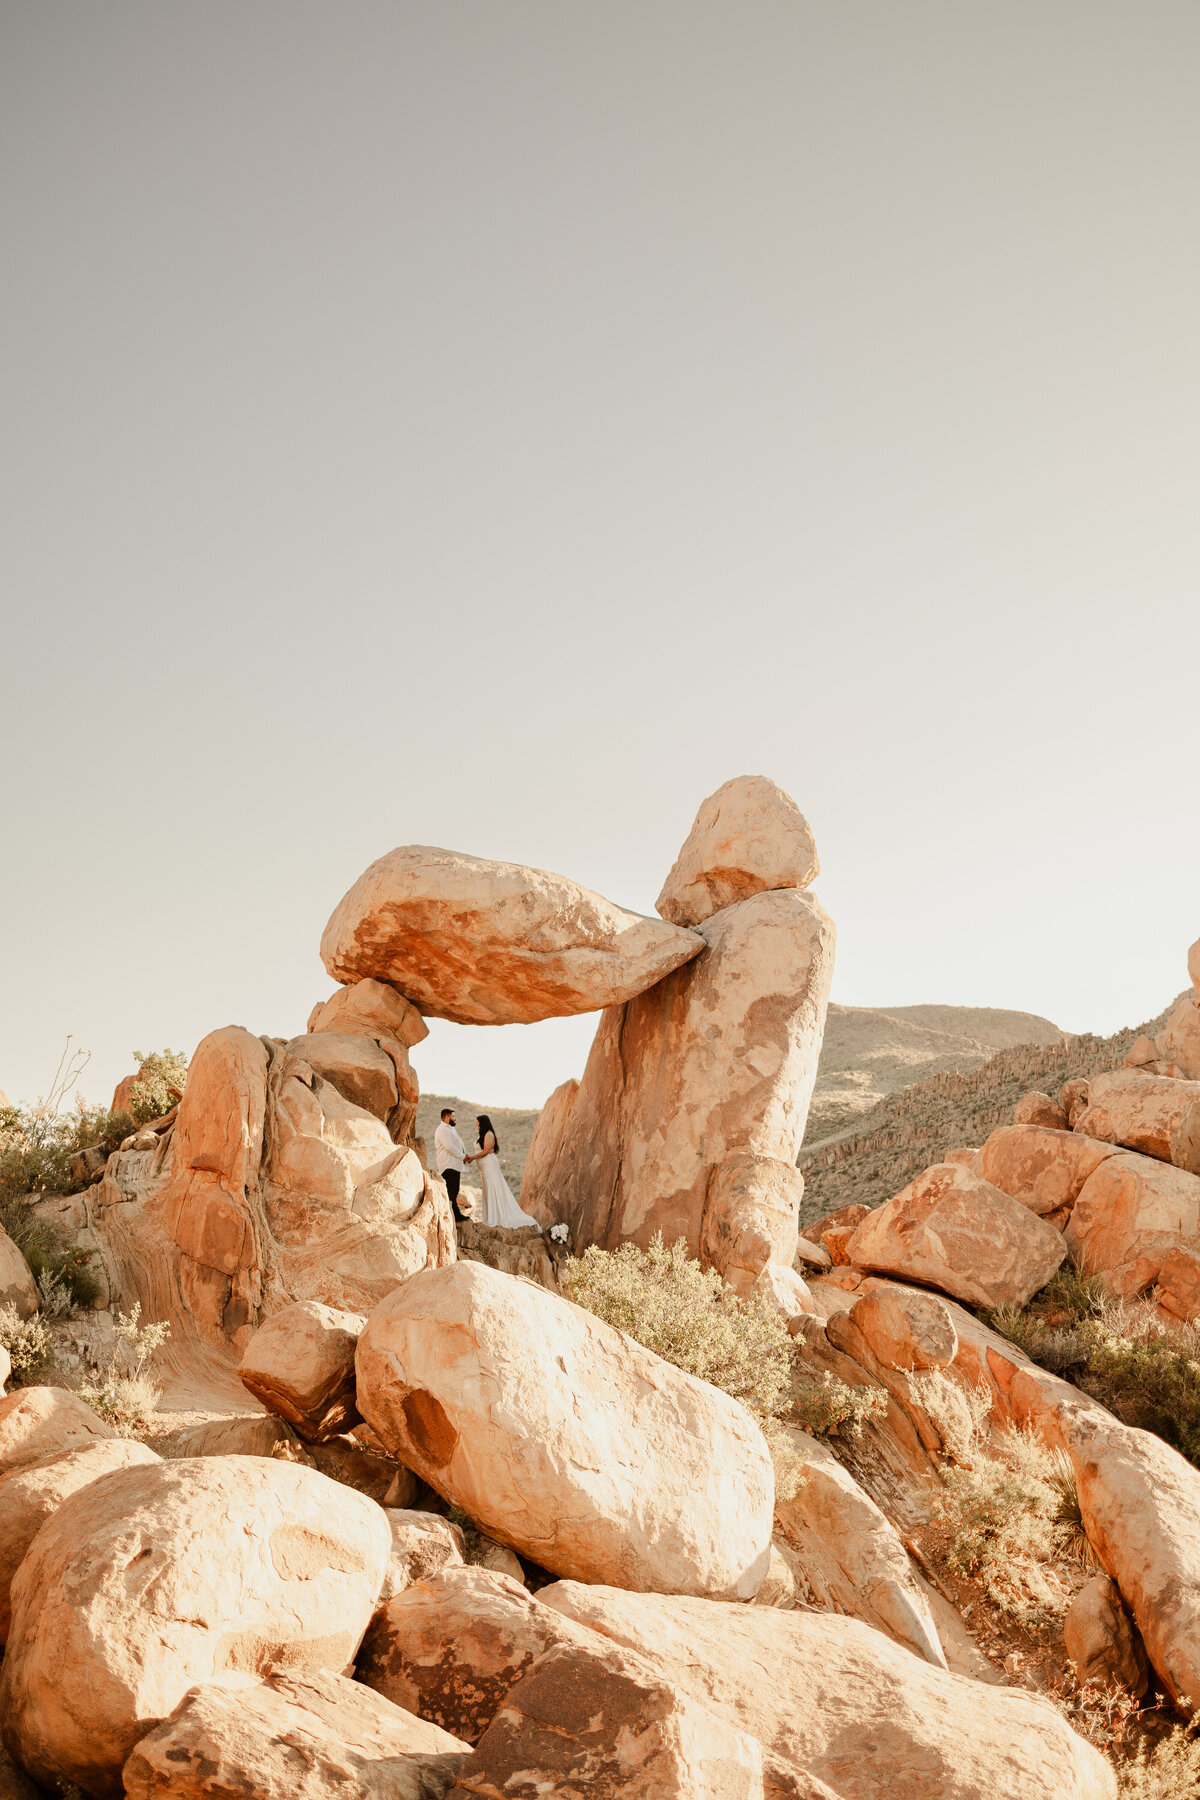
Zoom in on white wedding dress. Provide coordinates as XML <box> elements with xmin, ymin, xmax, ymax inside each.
<box><xmin>478</xmin><ymin>1147</ymin><xmax>541</xmax><ymax>1231</ymax></box>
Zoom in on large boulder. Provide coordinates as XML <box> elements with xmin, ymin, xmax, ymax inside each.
<box><xmin>1064</xmin><ymin>1149</ymin><xmax>1200</xmax><ymax>1296</ymax></box>
<box><xmin>0</xmin><ymin>1386</ymin><xmax>114</xmax><ymax>1477</ymax></box>
<box><xmin>536</xmin><ymin>1584</ymin><xmax>1115</xmax><ymax>1799</ymax></box>
<box><xmin>285</xmin><ymin>1035</ymin><xmax>400</xmax><ymax>1128</ymax></box>
<box><xmin>447</xmin><ymin>1637</ymin><xmax>767</xmax><ymax>1800</ymax></box>
<box><xmin>0</xmin><ymin>1231</ymin><xmax>38</xmax><ymax>1322</ymax></box>
<box><xmin>238</xmin><ymin>1300</ymin><xmax>365</xmax><ymax>1441</ymax></box>
<box><xmin>773</xmin><ymin>1428</ymin><xmax>946</xmax><ymax>1667</ymax></box>
<box><xmin>357</xmin><ymin>1567</ymin><xmax>600</xmax><ymax>1743</ymax></box>
<box><xmin>1063</xmin><ymin>1574</ymin><xmax>1148</xmax><ymax>1696</ymax></box>
<box><xmin>655</xmin><ymin>774</ymin><xmax>819</xmax><ymax>928</ymax></box>
<box><xmin>308</xmin><ymin>979</ymin><xmax>429</xmax><ymax>1049</ymax></box>
<box><xmin>698</xmin><ymin>1152</ymin><xmax>803</xmax><ymax>1295</ymax></box>
<box><xmin>846</xmin><ymin>1162</ymin><xmax>1066</xmax><ymax>1308</ymax></box>
<box><xmin>354</xmin><ymin>1262</ymin><xmax>775</xmax><ymax>1599</ymax></box>
<box><xmin>979</xmin><ymin>1125</ymin><xmax>1121</xmax><ymax>1216</ymax></box>
<box><xmin>320</xmin><ymin>845</ymin><xmax>704</xmax><ymax>1026</ymax></box>
<box><xmin>1157</xmin><ymin>993</ymin><xmax>1200</xmax><ymax>1082</ymax></box>
<box><xmin>0</xmin><ymin>1439</ymin><xmax>160</xmax><ymax>1642</ymax></box>
<box><xmin>1075</xmin><ymin>1069</ymin><xmax>1200</xmax><ymax>1174</ymax></box>
<box><xmin>0</xmin><ymin>1455</ymin><xmax>390</xmax><ymax>1798</ymax></box>
<box><xmin>522</xmin><ymin>888</ymin><xmax>835</xmax><ymax>1258</ymax></box>
<box><xmin>122</xmin><ymin>1667</ymin><xmax>468</xmax><ymax>1800</ymax></box>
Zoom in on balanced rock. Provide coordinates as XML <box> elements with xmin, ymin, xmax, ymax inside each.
<box><xmin>1076</xmin><ymin>1069</ymin><xmax>1200</xmax><ymax>1174</ymax></box>
<box><xmin>979</xmin><ymin>1125</ymin><xmax>1120</xmax><ymax>1216</ymax></box>
<box><xmin>537</xmin><ymin>1583</ymin><xmax>1115</xmax><ymax>1799</ymax></box>
<box><xmin>354</xmin><ymin>1261</ymin><xmax>775</xmax><ymax>1599</ymax></box>
<box><xmin>0</xmin><ymin>1231</ymin><xmax>38</xmax><ymax>1323</ymax></box>
<box><xmin>0</xmin><ymin>1386</ymin><xmax>114</xmax><ymax>1477</ymax></box>
<box><xmin>1013</xmin><ymin>1090</ymin><xmax>1068</xmax><ymax>1130</ymax></box>
<box><xmin>0</xmin><ymin>1455</ymin><xmax>390</xmax><ymax>1798</ymax></box>
<box><xmin>1064</xmin><ymin>1574</ymin><xmax>1148</xmax><ymax>1696</ymax></box>
<box><xmin>449</xmin><ymin>1637</ymin><xmax>766</xmax><ymax>1800</ymax></box>
<box><xmin>238</xmin><ymin>1300</ymin><xmax>365</xmax><ymax>1441</ymax></box>
<box><xmin>0</xmin><ymin>1439</ymin><xmax>159</xmax><ymax>1642</ymax></box>
<box><xmin>308</xmin><ymin>979</ymin><xmax>429</xmax><ymax>1048</ymax></box>
<box><xmin>655</xmin><ymin>774</ymin><xmax>819</xmax><ymax>929</ymax></box>
<box><xmin>522</xmin><ymin>888</ymin><xmax>835</xmax><ymax>1257</ymax></box>
<box><xmin>1064</xmin><ymin>1149</ymin><xmax>1200</xmax><ymax>1297</ymax></box>
<box><xmin>320</xmin><ymin>846</ymin><xmax>704</xmax><ymax>1026</ymax></box>
<box><xmin>123</xmin><ymin>1667</ymin><xmax>469</xmax><ymax>1800</ymax></box>
<box><xmin>847</xmin><ymin>1162</ymin><xmax>1066</xmax><ymax>1308</ymax></box>
<box><xmin>357</xmin><ymin>1567</ymin><xmax>599</xmax><ymax>1744</ymax></box>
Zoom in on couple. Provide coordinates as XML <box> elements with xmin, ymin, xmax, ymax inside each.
<box><xmin>434</xmin><ymin>1107</ymin><xmax>541</xmax><ymax>1233</ymax></box>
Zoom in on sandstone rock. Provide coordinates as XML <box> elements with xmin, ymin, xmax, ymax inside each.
<box><xmin>239</xmin><ymin>1300</ymin><xmax>365</xmax><ymax>1441</ymax></box>
<box><xmin>1191</xmin><ymin>936</ymin><xmax>1200</xmax><ymax>994</ymax></box>
<box><xmin>821</xmin><ymin>1224</ymin><xmax>857</xmax><ymax>1265</ymax></box>
<box><xmin>522</xmin><ymin>889</ymin><xmax>835</xmax><ymax>1259</ymax></box>
<box><xmin>942</xmin><ymin>1147</ymin><xmax>981</xmax><ymax>1169</ymax></box>
<box><xmin>1061</xmin><ymin>1079</ymin><xmax>1091</xmax><ymax>1128</ymax></box>
<box><xmin>448</xmin><ymin>1636</ymin><xmax>767</xmax><ymax>1800</ymax></box>
<box><xmin>0</xmin><ymin>1439</ymin><xmax>160</xmax><ymax>1642</ymax></box>
<box><xmin>321</xmin><ymin>845</ymin><xmax>704</xmax><ymax>1026</ymax></box>
<box><xmin>305</xmin><ymin>1435</ymin><xmax>417</xmax><ymax>1506</ymax></box>
<box><xmin>699</xmin><ymin>1152</ymin><xmax>802</xmax><ymax>1290</ymax></box>
<box><xmin>1064</xmin><ymin>1574</ymin><xmax>1148</xmax><ymax>1696</ymax></box>
<box><xmin>0</xmin><ymin>1745</ymin><xmax>40</xmax><ymax>1800</ymax></box>
<box><xmin>1064</xmin><ymin>1150</ymin><xmax>1200</xmax><ymax>1297</ymax></box>
<box><xmin>806</xmin><ymin>1202</ymin><xmax>872</xmax><ymax>1240</ymax></box>
<box><xmin>379</xmin><ymin>1510</ymin><xmax>465</xmax><ymax>1603</ymax></box>
<box><xmin>846</xmin><ymin>1162</ymin><xmax>1066</xmax><ymax>1308</ymax></box>
<box><xmin>518</xmin><ymin>1078</ymin><xmax>579</xmax><ymax>1215</ymax></box>
<box><xmin>122</xmin><ymin>1666</ymin><xmax>469</xmax><ymax>1800</ymax></box>
<box><xmin>1157</xmin><ymin>995</ymin><xmax>1200</xmax><ymax>1082</ymax></box>
<box><xmin>1124</xmin><ymin>1035</ymin><xmax>1160</xmax><ymax>1070</ymax></box>
<box><xmin>356</xmin><ymin>1567</ymin><xmax>600</xmax><ymax>1744</ymax></box>
<box><xmin>170</xmin><ymin>1415</ymin><xmax>298</xmax><ymax>1458</ymax></box>
<box><xmin>1013</xmin><ymin>1090</ymin><xmax>1069</xmax><ymax>1130</ymax></box>
<box><xmin>0</xmin><ymin>1231</ymin><xmax>38</xmax><ymax>1322</ymax></box>
<box><xmin>772</xmin><ymin>1428</ymin><xmax>946</xmax><ymax>1667</ymax></box>
<box><xmin>750</xmin><ymin>1543</ymin><xmax>797</xmax><ymax>1610</ymax></box>
<box><xmin>309</xmin><ymin>978</ymin><xmax>429</xmax><ymax>1049</ymax></box>
<box><xmin>793</xmin><ymin>1233</ymin><xmax>832</xmax><ymax>1269</ymax></box>
<box><xmin>537</xmin><ymin>1584</ymin><xmax>1115</xmax><ymax>1799</ymax></box>
<box><xmin>745</xmin><ymin>1262</ymin><xmax>813</xmax><ymax>1321</ymax></box>
<box><xmin>1077</xmin><ymin>1069</ymin><xmax>1200</xmax><ymax>1174</ymax></box>
<box><xmin>0</xmin><ymin>1385</ymin><xmax>114</xmax><ymax>1476</ymax></box>
<box><xmin>474</xmin><ymin>1537</ymin><xmax>527</xmax><ymax>1585</ymax></box>
<box><xmin>285</xmin><ymin>1034</ymin><xmax>400</xmax><ymax>1126</ymax></box>
<box><xmin>0</xmin><ymin>1455</ymin><xmax>390</xmax><ymax>1797</ymax></box>
<box><xmin>847</xmin><ymin>1278</ymin><xmax>957</xmax><ymax>1371</ymax></box>
<box><xmin>453</xmin><ymin>1218</ymin><xmax>562</xmax><ymax>1292</ymax></box>
<box><xmin>979</xmin><ymin>1125</ymin><xmax>1121</xmax><ymax>1216</ymax></box>
<box><xmin>1156</xmin><ymin>1245</ymin><xmax>1200</xmax><ymax>1321</ymax></box>
<box><xmin>354</xmin><ymin>1262</ymin><xmax>774</xmax><ymax>1599</ymax></box>
<box><xmin>655</xmin><ymin>775</ymin><xmax>819</xmax><ymax>929</ymax></box>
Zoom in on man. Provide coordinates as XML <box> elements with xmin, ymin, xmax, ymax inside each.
<box><xmin>434</xmin><ymin>1106</ymin><xmax>468</xmax><ymax>1222</ymax></box>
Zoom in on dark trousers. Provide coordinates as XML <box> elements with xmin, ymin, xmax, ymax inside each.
<box><xmin>443</xmin><ymin>1168</ymin><xmax>466</xmax><ymax>1221</ymax></box>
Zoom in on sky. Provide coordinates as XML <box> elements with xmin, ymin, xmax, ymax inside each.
<box><xmin>2</xmin><ymin>2</ymin><xmax>1199</xmax><ymax>1113</ymax></box>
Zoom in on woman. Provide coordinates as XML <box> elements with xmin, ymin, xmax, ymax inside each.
<box><xmin>467</xmin><ymin>1115</ymin><xmax>541</xmax><ymax>1231</ymax></box>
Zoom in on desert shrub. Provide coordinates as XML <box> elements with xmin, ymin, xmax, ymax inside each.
<box><xmin>0</xmin><ymin>1304</ymin><xmax>54</xmax><ymax>1384</ymax></box>
<box><xmin>989</xmin><ymin>1275</ymin><xmax>1200</xmax><ymax>1470</ymax></box>
<box><xmin>561</xmin><ymin>1235</ymin><xmax>792</xmax><ymax>1426</ymax></box>
<box><xmin>1116</xmin><ymin>1726</ymin><xmax>1200</xmax><ymax>1798</ymax></box>
<box><xmin>36</xmin><ymin>1269</ymin><xmax>74</xmax><ymax>1322</ymax></box>
<box><xmin>124</xmin><ymin>1049</ymin><xmax>188</xmax><ymax>1124</ymax></box>
<box><xmin>789</xmin><ymin>1369</ymin><xmax>888</xmax><ymax>1441</ymax></box>
<box><xmin>78</xmin><ymin>1304</ymin><xmax>170</xmax><ymax>1435</ymax></box>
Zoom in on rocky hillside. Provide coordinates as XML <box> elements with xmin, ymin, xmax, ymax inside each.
<box><xmin>798</xmin><ymin>994</ymin><xmax>1185</xmax><ymax>1224</ymax></box>
<box><xmin>415</xmin><ymin>1095</ymin><xmax>538</xmax><ymax>1197</ymax></box>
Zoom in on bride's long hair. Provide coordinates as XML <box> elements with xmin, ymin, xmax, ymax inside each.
<box><xmin>476</xmin><ymin>1114</ymin><xmax>499</xmax><ymax>1153</ymax></box>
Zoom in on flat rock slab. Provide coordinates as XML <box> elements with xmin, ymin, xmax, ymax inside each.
<box><xmin>320</xmin><ymin>845</ymin><xmax>704</xmax><ymax>1025</ymax></box>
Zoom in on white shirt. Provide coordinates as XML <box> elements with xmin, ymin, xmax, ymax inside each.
<box><xmin>434</xmin><ymin>1120</ymin><xmax>467</xmax><ymax>1175</ymax></box>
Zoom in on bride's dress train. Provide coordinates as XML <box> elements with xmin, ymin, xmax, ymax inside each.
<box><xmin>478</xmin><ymin>1152</ymin><xmax>541</xmax><ymax>1231</ymax></box>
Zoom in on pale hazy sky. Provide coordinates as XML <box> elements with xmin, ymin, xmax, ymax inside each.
<box><xmin>3</xmin><ymin>3</ymin><xmax>1198</xmax><ymax>1113</ymax></box>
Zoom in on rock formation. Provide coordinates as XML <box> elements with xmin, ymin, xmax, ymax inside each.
<box><xmin>655</xmin><ymin>774</ymin><xmax>819</xmax><ymax>927</ymax></box>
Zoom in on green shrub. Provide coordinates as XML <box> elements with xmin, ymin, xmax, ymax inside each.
<box><xmin>0</xmin><ymin>1304</ymin><xmax>54</xmax><ymax>1384</ymax></box>
<box><xmin>561</xmin><ymin>1234</ymin><xmax>793</xmax><ymax>1427</ymax></box>
<box><xmin>125</xmin><ymin>1049</ymin><xmax>188</xmax><ymax>1124</ymax></box>
<box><xmin>78</xmin><ymin>1304</ymin><xmax>170</xmax><ymax>1436</ymax></box>
<box><xmin>790</xmin><ymin>1369</ymin><xmax>888</xmax><ymax>1441</ymax></box>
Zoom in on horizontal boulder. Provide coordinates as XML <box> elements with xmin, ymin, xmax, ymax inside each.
<box><xmin>979</xmin><ymin>1125</ymin><xmax>1120</xmax><ymax>1216</ymax></box>
<box><xmin>655</xmin><ymin>774</ymin><xmax>819</xmax><ymax>928</ymax></box>
<box><xmin>354</xmin><ymin>1261</ymin><xmax>775</xmax><ymax>1599</ymax></box>
<box><xmin>320</xmin><ymin>845</ymin><xmax>704</xmax><ymax>1026</ymax></box>
<box><xmin>238</xmin><ymin>1300</ymin><xmax>365</xmax><ymax>1441</ymax></box>
<box><xmin>1076</xmin><ymin>1069</ymin><xmax>1200</xmax><ymax>1174</ymax></box>
<box><xmin>846</xmin><ymin>1162</ymin><xmax>1066</xmax><ymax>1308</ymax></box>
<box><xmin>0</xmin><ymin>1455</ymin><xmax>390</xmax><ymax>1798</ymax></box>
<box><xmin>537</xmin><ymin>1583</ymin><xmax>1115</xmax><ymax>1799</ymax></box>
<box><xmin>122</xmin><ymin>1667</ymin><xmax>469</xmax><ymax>1800</ymax></box>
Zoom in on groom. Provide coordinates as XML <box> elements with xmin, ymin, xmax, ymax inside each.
<box><xmin>434</xmin><ymin>1106</ymin><xmax>469</xmax><ymax>1223</ymax></box>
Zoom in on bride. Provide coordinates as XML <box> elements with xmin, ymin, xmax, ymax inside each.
<box><xmin>467</xmin><ymin>1114</ymin><xmax>541</xmax><ymax>1232</ymax></box>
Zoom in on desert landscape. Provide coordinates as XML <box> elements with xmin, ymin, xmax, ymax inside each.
<box><xmin>3</xmin><ymin>774</ymin><xmax>1200</xmax><ymax>1799</ymax></box>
